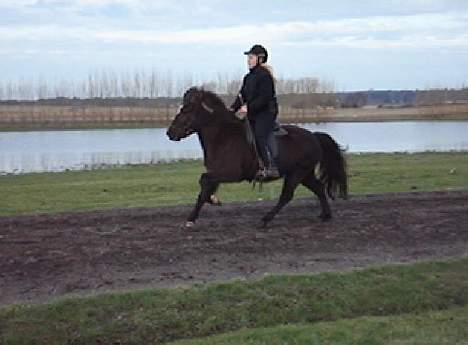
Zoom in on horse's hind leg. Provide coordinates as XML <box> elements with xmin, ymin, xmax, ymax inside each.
<box><xmin>302</xmin><ymin>173</ymin><xmax>332</xmax><ymax>221</ymax></box>
<box><xmin>261</xmin><ymin>170</ymin><xmax>306</xmax><ymax>227</ymax></box>
<box><xmin>186</xmin><ymin>173</ymin><xmax>218</xmax><ymax>227</ymax></box>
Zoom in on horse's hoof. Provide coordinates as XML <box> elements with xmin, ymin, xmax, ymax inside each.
<box><xmin>210</xmin><ymin>194</ymin><xmax>222</xmax><ymax>206</ymax></box>
<box><xmin>258</xmin><ymin>217</ymin><xmax>270</xmax><ymax>229</ymax></box>
<box><xmin>318</xmin><ymin>214</ymin><xmax>332</xmax><ymax>222</ymax></box>
<box><xmin>184</xmin><ymin>221</ymin><xmax>196</xmax><ymax>228</ymax></box>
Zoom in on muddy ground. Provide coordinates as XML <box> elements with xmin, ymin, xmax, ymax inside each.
<box><xmin>1</xmin><ymin>191</ymin><xmax>467</xmax><ymax>306</ymax></box>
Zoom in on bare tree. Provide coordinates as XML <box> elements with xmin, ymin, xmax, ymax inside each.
<box><xmin>0</xmin><ymin>69</ymin><xmax>346</xmax><ymax>101</ymax></box>
<box><xmin>149</xmin><ymin>69</ymin><xmax>159</xmax><ymax>98</ymax></box>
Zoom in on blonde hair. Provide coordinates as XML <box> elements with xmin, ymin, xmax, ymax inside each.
<box><xmin>261</xmin><ymin>63</ymin><xmax>276</xmax><ymax>83</ymax></box>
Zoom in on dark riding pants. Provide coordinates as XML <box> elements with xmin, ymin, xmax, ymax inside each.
<box><xmin>249</xmin><ymin>111</ymin><xmax>277</xmax><ymax>167</ymax></box>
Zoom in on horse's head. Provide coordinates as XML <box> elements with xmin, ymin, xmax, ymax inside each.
<box><xmin>167</xmin><ymin>87</ymin><xmax>216</xmax><ymax>141</ymax></box>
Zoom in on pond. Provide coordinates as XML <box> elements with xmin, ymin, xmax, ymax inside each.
<box><xmin>1</xmin><ymin>121</ymin><xmax>467</xmax><ymax>174</ymax></box>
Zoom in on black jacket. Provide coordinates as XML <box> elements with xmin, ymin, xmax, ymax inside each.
<box><xmin>230</xmin><ymin>65</ymin><xmax>278</xmax><ymax>118</ymax></box>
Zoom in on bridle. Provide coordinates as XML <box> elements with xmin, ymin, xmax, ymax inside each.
<box><xmin>175</xmin><ymin>98</ymin><xmax>214</xmax><ymax>137</ymax></box>
<box><xmin>201</xmin><ymin>101</ymin><xmax>214</xmax><ymax>114</ymax></box>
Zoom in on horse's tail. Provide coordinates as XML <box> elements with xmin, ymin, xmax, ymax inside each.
<box><xmin>315</xmin><ymin>132</ymin><xmax>348</xmax><ymax>200</ymax></box>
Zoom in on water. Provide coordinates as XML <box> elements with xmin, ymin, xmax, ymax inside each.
<box><xmin>1</xmin><ymin>121</ymin><xmax>467</xmax><ymax>174</ymax></box>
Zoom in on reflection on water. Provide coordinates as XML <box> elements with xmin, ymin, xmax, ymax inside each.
<box><xmin>301</xmin><ymin>121</ymin><xmax>468</xmax><ymax>153</ymax></box>
<box><xmin>0</xmin><ymin>128</ymin><xmax>201</xmax><ymax>174</ymax></box>
<box><xmin>1</xmin><ymin>121</ymin><xmax>467</xmax><ymax>174</ymax></box>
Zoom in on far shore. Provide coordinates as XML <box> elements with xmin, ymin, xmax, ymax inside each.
<box><xmin>1</xmin><ymin>103</ymin><xmax>467</xmax><ymax>131</ymax></box>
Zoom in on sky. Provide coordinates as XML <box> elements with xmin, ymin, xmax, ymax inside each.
<box><xmin>0</xmin><ymin>0</ymin><xmax>467</xmax><ymax>91</ymax></box>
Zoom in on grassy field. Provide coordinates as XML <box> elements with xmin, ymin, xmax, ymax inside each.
<box><xmin>170</xmin><ymin>306</ymin><xmax>468</xmax><ymax>345</ymax></box>
<box><xmin>1</xmin><ymin>257</ymin><xmax>468</xmax><ymax>344</ymax></box>
<box><xmin>1</xmin><ymin>152</ymin><xmax>467</xmax><ymax>216</ymax></box>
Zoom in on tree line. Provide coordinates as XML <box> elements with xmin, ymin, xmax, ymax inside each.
<box><xmin>1</xmin><ymin>70</ymin><xmax>466</xmax><ymax>108</ymax></box>
<box><xmin>0</xmin><ymin>70</ymin><xmax>335</xmax><ymax>101</ymax></box>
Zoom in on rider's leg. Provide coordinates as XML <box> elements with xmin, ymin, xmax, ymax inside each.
<box><xmin>267</xmin><ymin>131</ymin><xmax>279</xmax><ymax>167</ymax></box>
<box><xmin>254</xmin><ymin>112</ymin><xmax>279</xmax><ymax>177</ymax></box>
<box><xmin>253</xmin><ymin>114</ymin><xmax>271</xmax><ymax>165</ymax></box>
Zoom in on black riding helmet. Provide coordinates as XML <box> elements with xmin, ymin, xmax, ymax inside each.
<box><xmin>244</xmin><ymin>44</ymin><xmax>268</xmax><ymax>63</ymax></box>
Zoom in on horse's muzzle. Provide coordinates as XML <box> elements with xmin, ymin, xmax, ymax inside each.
<box><xmin>166</xmin><ymin>128</ymin><xmax>181</xmax><ymax>141</ymax></box>
<box><xmin>167</xmin><ymin>126</ymin><xmax>195</xmax><ymax>141</ymax></box>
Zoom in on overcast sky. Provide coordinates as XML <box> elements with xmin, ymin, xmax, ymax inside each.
<box><xmin>1</xmin><ymin>0</ymin><xmax>467</xmax><ymax>91</ymax></box>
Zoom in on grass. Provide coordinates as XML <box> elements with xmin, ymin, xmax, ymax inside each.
<box><xmin>1</xmin><ymin>152</ymin><xmax>468</xmax><ymax>216</ymax></box>
<box><xmin>169</xmin><ymin>306</ymin><xmax>468</xmax><ymax>345</ymax></box>
<box><xmin>1</xmin><ymin>257</ymin><xmax>468</xmax><ymax>344</ymax></box>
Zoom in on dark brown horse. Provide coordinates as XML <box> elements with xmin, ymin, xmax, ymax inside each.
<box><xmin>167</xmin><ymin>87</ymin><xmax>348</xmax><ymax>228</ymax></box>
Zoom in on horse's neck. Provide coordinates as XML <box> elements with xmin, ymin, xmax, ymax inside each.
<box><xmin>197</xmin><ymin>119</ymin><xmax>245</xmax><ymax>165</ymax></box>
<box><xmin>197</xmin><ymin>125</ymin><xmax>221</xmax><ymax>162</ymax></box>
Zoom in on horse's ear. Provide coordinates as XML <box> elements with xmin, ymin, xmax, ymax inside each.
<box><xmin>184</xmin><ymin>87</ymin><xmax>202</xmax><ymax>104</ymax></box>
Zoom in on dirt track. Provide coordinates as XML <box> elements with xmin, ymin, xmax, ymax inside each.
<box><xmin>1</xmin><ymin>191</ymin><xmax>468</xmax><ymax>306</ymax></box>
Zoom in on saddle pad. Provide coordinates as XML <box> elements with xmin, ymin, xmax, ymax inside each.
<box><xmin>274</xmin><ymin>126</ymin><xmax>288</xmax><ymax>136</ymax></box>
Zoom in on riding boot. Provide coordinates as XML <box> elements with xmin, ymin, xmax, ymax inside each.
<box><xmin>265</xmin><ymin>148</ymin><xmax>280</xmax><ymax>178</ymax></box>
<box><xmin>253</xmin><ymin>112</ymin><xmax>280</xmax><ymax>180</ymax></box>
<box><xmin>256</xmin><ymin>145</ymin><xmax>280</xmax><ymax>179</ymax></box>
<box><xmin>266</xmin><ymin>131</ymin><xmax>280</xmax><ymax>178</ymax></box>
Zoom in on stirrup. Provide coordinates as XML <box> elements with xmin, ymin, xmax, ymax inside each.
<box><xmin>255</xmin><ymin>166</ymin><xmax>280</xmax><ymax>180</ymax></box>
<box><xmin>266</xmin><ymin>166</ymin><xmax>280</xmax><ymax>178</ymax></box>
<box><xmin>255</xmin><ymin>168</ymin><xmax>267</xmax><ymax>179</ymax></box>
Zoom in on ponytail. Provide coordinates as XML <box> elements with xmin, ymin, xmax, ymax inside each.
<box><xmin>261</xmin><ymin>63</ymin><xmax>276</xmax><ymax>83</ymax></box>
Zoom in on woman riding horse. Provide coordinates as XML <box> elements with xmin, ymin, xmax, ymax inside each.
<box><xmin>230</xmin><ymin>44</ymin><xmax>280</xmax><ymax>179</ymax></box>
<box><xmin>167</xmin><ymin>86</ymin><xmax>348</xmax><ymax>228</ymax></box>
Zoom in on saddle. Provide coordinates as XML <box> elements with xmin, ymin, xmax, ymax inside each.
<box><xmin>273</xmin><ymin>122</ymin><xmax>288</xmax><ymax>136</ymax></box>
<box><xmin>244</xmin><ymin>121</ymin><xmax>288</xmax><ymax>147</ymax></box>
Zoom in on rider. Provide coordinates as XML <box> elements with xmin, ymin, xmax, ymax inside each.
<box><xmin>230</xmin><ymin>44</ymin><xmax>280</xmax><ymax>179</ymax></box>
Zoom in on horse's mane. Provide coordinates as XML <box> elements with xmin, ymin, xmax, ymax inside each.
<box><xmin>198</xmin><ymin>88</ymin><xmax>241</xmax><ymax>125</ymax></box>
<box><xmin>200</xmin><ymin>89</ymin><xmax>228</xmax><ymax>111</ymax></box>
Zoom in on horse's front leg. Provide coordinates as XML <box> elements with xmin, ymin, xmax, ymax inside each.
<box><xmin>208</xmin><ymin>193</ymin><xmax>222</xmax><ymax>206</ymax></box>
<box><xmin>186</xmin><ymin>173</ymin><xmax>218</xmax><ymax>227</ymax></box>
<box><xmin>207</xmin><ymin>183</ymin><xmax>222</xmax><ymax>206</ymax></box>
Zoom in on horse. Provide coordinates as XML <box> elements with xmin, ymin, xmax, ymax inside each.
<box><xmin>167</xmin><ymin>87</ymin><xmax>348</xmax><ymax>228</ymax></box>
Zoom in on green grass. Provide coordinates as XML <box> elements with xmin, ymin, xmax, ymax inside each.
<box><xmin>1</xmin><ymin>258</ymin><xmax>468</xmax><ymax>345</ymax></box>
<box><xmin>170</xmin><ymin>306</ymin><xmax>468</xmax><ymax>345</ymax></box>
<box><xmin>1</xmin><ymin>152</ymin><xmax>467</xmax><ymax>216</ymax></box>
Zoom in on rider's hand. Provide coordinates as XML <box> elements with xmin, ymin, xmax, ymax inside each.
<box><xmin>237</xmin><ymin>105</ymin><xmax>248</xmax><ymax>119</ymax></box>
